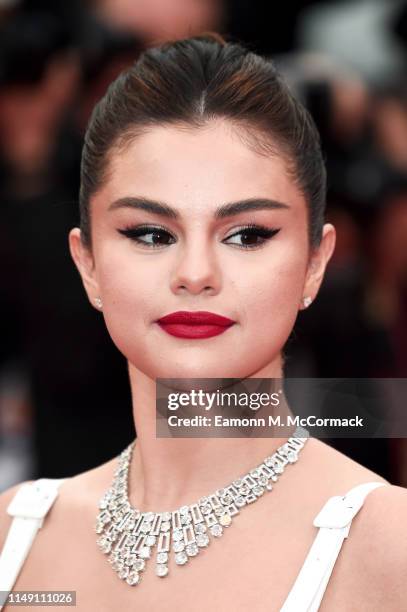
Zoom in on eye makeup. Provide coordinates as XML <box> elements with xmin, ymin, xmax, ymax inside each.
<box><xmin>117</xmin><ymin>222</ymin><xmax>281</xmax><ymax>250</ymax></box>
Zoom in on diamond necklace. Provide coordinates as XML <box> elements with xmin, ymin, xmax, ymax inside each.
<box><xmin>96</xmin><ymin>425</ymin><xmax>309</xmax><ymax>587</ymax></box>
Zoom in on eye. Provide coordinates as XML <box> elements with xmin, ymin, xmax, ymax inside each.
<box><xmin>117</xmin><ymin>223</ymin><xmax>281</xmax><ymax>250</ymax></box>
<box><xmin>223</xmin><ymin>224</ymin><xmax>281</xmax><ymax>249</ymax></box>
<box><xmin>117</xmin><ymin>225</ymin><xmax>176</xmax><ymax>248</ymax></box>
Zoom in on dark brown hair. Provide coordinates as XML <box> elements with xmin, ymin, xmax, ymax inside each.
<box><xmin>79</xmin><ymin>33</ymin><xmax>326</xmax><ymax>251</ymax></box>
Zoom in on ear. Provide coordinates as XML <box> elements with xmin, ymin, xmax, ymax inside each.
<box><xmin>300</xmin><ymin>223</ymin><xmax>336</xmax><ymax>310</ymax></box>
<box><xmin>68</xmin><ymin>228</ymin><xmax>101</xmax><ymax>310</ymax></box>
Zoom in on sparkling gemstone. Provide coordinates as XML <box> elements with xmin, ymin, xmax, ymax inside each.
<box><xmin>253</xmin><ymin>486</ymin><xmax>264</xmax><ymax>496</ymax></box>
<box><xmin>173</xmin><ymin>541</ymin><xmax>185</xmax><ymax>552</ymax></box>
<box><xmin>233</xmin><ymin>479</ymin><xmax>242</xmax><ymax>487</ymax></box>
<box><xmin>264</xmin><ymin>457</ymin><xmax>274</xmax><ymax>467</ymax></box>
<box><xmin>196</xmin><ymin>534</ymin><xmax>209</xmax><ymax>547</ymax></box>
<box><xmin>180</xmin><ymin>514</ymin><xmax>192</xmax><ymax>525</ymax></box>
<box><xmin>125</xmin><ymin>554</ymin><xmax>136</xmax><ymax>566</ymax></box>
<box><xmin>220</xmin><ymin>494</ymin><xmax>233</xmax><ymax>505</ymax></box>
<box><xmin>173</xmin><ymin>529</ymin><xmax>184</xmax><ymax>541</ymax></box>
<box><xmin>109</xmin><ymin>529</ymin><xmax>119</xmax><ymax>542</ymax></box>
<box><xmin>156</xmin><ymin>564</ymin><xmax>169</xmax><ymax>577</ymax></box>
<box><xmin>98</xmin><ymin>537</ymin><xmax>111</xmax><ymax>553</ymax></box>
<box><xmin>198</xmin><ymin>496</ymin><xmax>209</xmax><ymax>505</ymax></box>
<box><xmin>126</xmin><ymin>571</ymin><xmax>141</xmax><ymax>586</ymax></box>
<box><xmin>266</xmin><ymin>483</ymin><xmax>273</xmax><ymax>491</ymax></box>
<box><xmin>214</xmin><ymin>507</ymin><xmax>226</xmax><ymax>517</ymax></box>
<box><xmin>157</xmin><ymin>552</ymin><xmax>168</xmax><ymax>564</ymax></box>
<box><xmin>161</xmin><ymin>521</ymin><xmax>171</xmax><ymax>532</ymax></box>
<box><xmin>141</xmin><ymin>522</ymin><xmax>151</xmax><ymax>533</ymax></box>
<box><xmin>200</xmin><ymin>504</ymin><xmax>212</xmax><ymax>515</ymax></box>
<box><xmin>239</xmin><ymin>485</ymin><xmax>249</xmax><ymax>495</ymax></box>
<box><xmin>162</xmin><ymin>512</ymin><xmax>172</xmax><ymax>521</ymax></box>
<box><xmin>250</xmin><ymin>469</ymin><xmax>260</xmax><ymax>478</ymax></box>
<box><xmin>287</xmin><ymin>451</ymin><xmax>298</xmax><ymax>463</ymax></box>
<box><xmin>210</xmin><ymin>524</ymin><xmax>223</xmax><ymax>537</ymax></box>
<box><xmin>95</xmin><ymin>522</ymin><xmax>104</xmax><ymax>534</ymax></box>
<box><xmin>139</xmin><ymin>546</ymin><xmax>151</xmax><ymax>559</ymax></box>
<box><xmin>186</xmin><ymin>543</ymin><xmax>199</xmax><ymax>556</ymax></box>
<box><xmin>258</xmin><ymin>476</ymin><xmax>268</xmax><ymax>486</ymax></box>
<box><xmin>175</xmin><ymin>552</ymin><xmax>188</xmax><ymax>565</ymax></box>
<box><xmin>144</xmin><ymin>512</ymin><xmax>155</xmax><ymax>522</ymax></box>
<box><xmin>145</xmin><ymin>535</ymin><xmax>156</xmax><ymax>546</ymax></box>
<box><xmin>119</xmin><ymin>566</ymin><xmax>129</xmax><ymax>579</ymax></box>
<box><xmin>216</xmin><ymin>488</ymin><xmax>226</xmax><ymax>497</ymax></box>
<box><xmin>133</xmin><ymin>558</ymin><xmax>146</xmax><ymax>571</ymax></box>
<box><xmin>271</xmin><ymin>475</ymin><xmax>278</xmax><ymax>482</ymax></box>
<box><xmin>179</xmin><ymin>505</ymin><xmax>189</xmax><ymax>515</ymax></box>
<box><xmin>108</xmin><ymin>551</ymin><xmax>120</xmax><ymax>564</ymax></box>
<box><xmin>195</xmin><ymin>523</ymin><xmax>207</xmax><ymax>534</ymax></box>
<box><xmin>99</xmin><ymin>498</ymin><xmax>108</xmax><ymax>510</ymax></box>
<box><xmin>126</xmin><ymin>535</ymin><xmax>136</xmax><ymax>546</ymax></box>
<box><xmin>219</xmin><ymin>514</ymin><xmax>232</xmax><ymax>527</ymax></box>
<box><xmin>125</xmin><ymin>520</ymin><xmax>136</xmax><ymax>531</ymax></box>
<box><xmin>235</xmin><ymin>496</ymin><xmax>246</xmax><ymax>507</ymax></box>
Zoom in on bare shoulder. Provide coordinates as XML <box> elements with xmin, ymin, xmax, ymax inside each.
<box><xmin>340</xmin><ymin>482</ymin><xmax>407</xmax><ymax>609</ymax></box>
<box><xmin>302</xmin><ymin>437</ymin><xmax>390</xmax><ymax>489</ymax></box>
<box><xmin>0</xmin><ymin>454</ymin><xmax>118</xmax><ymax>551</ymax></box>
<box><xmin>351</xmin><ymin>482</ymin><xmax>407</xmax><ymax>570</ymax></box>
<box><xmin>46</xmin><ymin>455</ymin><xmax>119</xmax><ymax>528</ymax></box>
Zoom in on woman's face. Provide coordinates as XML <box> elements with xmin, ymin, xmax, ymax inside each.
<box><xmin>70</xmin><ymin>120</ymin><xmax>335</xmax><ymax>379</ymax></box>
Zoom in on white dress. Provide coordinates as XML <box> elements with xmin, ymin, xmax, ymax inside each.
<box><xmin>0</xmin><ymin>478</ymin><xmax>389</xmax><ymax>611</ymax></box>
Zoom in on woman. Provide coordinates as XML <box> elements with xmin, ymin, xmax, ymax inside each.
<box><xmin>0</xmin><ymin>34</ymin><xmax>406</xmax><ymax>611</ymax></box>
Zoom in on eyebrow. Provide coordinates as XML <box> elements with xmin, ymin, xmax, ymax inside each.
<box><xmin>108</xmin><ymin>196</ymin><xmax>290</xmax><ymax>219</ymax></box>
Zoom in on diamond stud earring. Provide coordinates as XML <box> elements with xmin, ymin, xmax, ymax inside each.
<box><xmin>302</xmin><ymin>296</ymin><xmax>312</xmax><ymax>308</ymax></box>
<box><xmin>94</xmin><ymin>297</ymin><xmax>103</xmax><ymax>309</ymax></box>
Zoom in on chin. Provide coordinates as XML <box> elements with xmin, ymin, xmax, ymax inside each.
<box><xmin>153</xmin><ymin>362</ymin><xmax>253</xmax><ymax>384</ymax></box>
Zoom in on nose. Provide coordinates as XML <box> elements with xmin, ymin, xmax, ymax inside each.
<box><xmin>170</xmin><ymin>236</ymin><xmax>221</xmax><ymax>296</ymax></box>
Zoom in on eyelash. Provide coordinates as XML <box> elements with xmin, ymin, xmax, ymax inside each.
<box><xmin>117</xmin><ymin>223</ymin><xmax>281</xmax><ymax>250</ymax></box>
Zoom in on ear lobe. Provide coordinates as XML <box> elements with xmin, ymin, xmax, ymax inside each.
<box><xmin>68</xmin><ymin>228</ymin><xmax>100</xmax><ymax>304</ymax></box>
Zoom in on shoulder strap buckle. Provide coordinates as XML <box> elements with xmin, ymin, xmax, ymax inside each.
<box><xmin>6</xmin><ymin>479</ymin><xmax>66</xmax><ymax>521</ymax></box>
<box><xmin>313</xmin><ymin>495</ymin><xmax>358</xmax><ymax>529</ymax></box>
<box><xmin>313</xmin><ymin>481</ymin><xmax>388</xmax><ymax>530</ymax></box>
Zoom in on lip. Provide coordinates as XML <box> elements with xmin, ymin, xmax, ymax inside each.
<box><xmin>156</xmin><ymin>311</ymin><xmax>236</xmax><ymax>339</ymax></box>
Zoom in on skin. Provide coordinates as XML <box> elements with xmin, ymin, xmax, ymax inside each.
<box><xmin>1</xmin><ymin>119</ymin><xmax>406</xmax><ymax>611</ymax></box>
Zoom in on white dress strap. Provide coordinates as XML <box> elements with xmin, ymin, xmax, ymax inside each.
<box><xmin>0</xmin><ymin>478</ymin><xmax>67</xmax><ymax>610</ymax></box>
<box><xmin>280</xmin><ymin>480</ymin><xmax>389</xmax><ymax>612</ymax></box>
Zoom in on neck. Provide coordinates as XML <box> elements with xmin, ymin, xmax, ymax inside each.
<box><xmin>126</xmin><ymin>359</ymin><xmax>296</xmax><ymax>512</ymax></box>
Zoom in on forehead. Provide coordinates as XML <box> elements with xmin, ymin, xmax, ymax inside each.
<box><xmin>95</xmin><ymin>121</ymin><xmax>305</xmax><ymax>216</ymax></box>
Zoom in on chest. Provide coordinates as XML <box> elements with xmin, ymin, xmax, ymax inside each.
<box><xmin>5</xmin><ymin>516</ymin><xmax>309</xmax><ymax>611</ymax></box>
<box><xmin>4</xmin><ymin>504</ymin><xmax>378</xmax><ymax>612</ymax></box>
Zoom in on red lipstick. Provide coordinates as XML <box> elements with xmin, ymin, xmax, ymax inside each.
<box><xmin>156</xmin><ymin>311</ymin><xmax>235</xmax><ymax>339</ymax></box>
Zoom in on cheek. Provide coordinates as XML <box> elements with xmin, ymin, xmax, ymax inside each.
<box><xmin>94</xmin><ymin>245</ymin><xmax>159</xmax><ymax>349</ymax></box>
<box><xmin>235</xmin><ymin>245</ymin><xmax>307</xmax><ymax>345</ymax></box>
